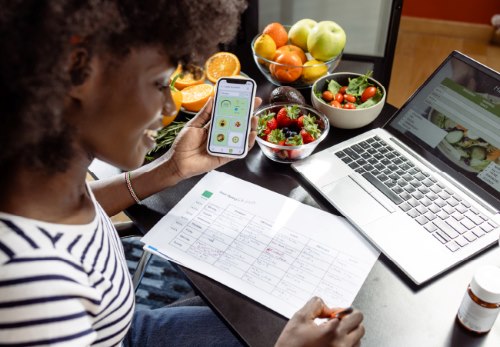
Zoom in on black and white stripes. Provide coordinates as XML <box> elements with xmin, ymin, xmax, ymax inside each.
<box><xmin>0</xmin><ymin>195</ymin><xmax>134</xmax><ymax>346</ymax></box>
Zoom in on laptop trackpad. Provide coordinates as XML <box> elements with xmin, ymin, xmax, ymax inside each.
<box><xmin>322</xmin><ymin>176</ymin><xmax>390</xmax><ymax>226</ymax></box>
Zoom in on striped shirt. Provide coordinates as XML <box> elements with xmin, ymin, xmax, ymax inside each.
<box><xmin>0</xmin><ymin>191</ymin><xmax>134</xmax><ymax>346</ymax></box>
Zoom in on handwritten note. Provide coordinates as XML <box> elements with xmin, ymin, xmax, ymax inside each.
<box><xmin>141</xmin><ymin>171</ymin><xmax>379</xmax><ymax>318</ymax></box>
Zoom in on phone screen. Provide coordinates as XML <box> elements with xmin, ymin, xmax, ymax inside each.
<box><xmin>207</xmin><ymin>78</ymin><xmax>256</xmax><ymax>157</ymax></box>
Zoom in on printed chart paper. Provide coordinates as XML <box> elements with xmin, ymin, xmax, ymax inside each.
<box><xmin>141</xmin><ymin>171</ymin><xmax>379</xmax><ymax>318</ymax></box>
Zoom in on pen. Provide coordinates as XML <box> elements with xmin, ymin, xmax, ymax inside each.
<box><xmin>331</xmin><ymin>306</ymin><xmax>353</xmax><ymax>319</ymax></box>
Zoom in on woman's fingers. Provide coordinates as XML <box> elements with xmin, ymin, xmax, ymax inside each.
<box><xmin>247</xmin><ymin>96</ymin><xmax>262</xmax><ymax>148</ymax></box>
<box><xmin>247</xmin><ymin>116</ymin><xmax>259</xmax><ymax>148</ymax></box>
<box><xmin>319</xmin><ymin>309</ymin><xmax>364</xmax><ymax>346</ymax></box>
<box><xmin>253</xmin><ymin>96</ymin><xmax>263</xmax><ymax>111</ymax></box>
<box><xmin>187</xmin><ymin>97</ymin><xmax>214</xmax><ymax>128</ymax></box>
<box><xmin>348</xmin><ymin>323</ymin><xmax>365</xmax><ymax>345</ymax></box>
<box><xmin>296</xmin><ymin>296</ymin><xmax>331</xmax><ymax>320</ymax></box>
<box><xmin>337</xmin><ymin>309</ymin><xmax>364</xmax><ymax>334</ymax></box>
<box><xmin>188</xmin><ymin>96</ymin><xmax>261</xmax><ymax>132</ymax></box>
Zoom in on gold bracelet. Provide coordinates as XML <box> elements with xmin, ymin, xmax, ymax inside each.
<box><xmin>125</xmin><ymin>171</ymin><xmax>142</xmax><ymax>205</ymax></box>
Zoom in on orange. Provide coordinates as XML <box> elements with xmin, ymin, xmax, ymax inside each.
<box><xmin>270</xmin><ymin>51</ymin><xmax>303</xmax><ymax>83</ymax></box>
<box><xmin>162</xmin><ymin>113</ymin><xmax>178</xmax><ymax>127</ymax></box>
<box><xmin>205</xmin><ymin>52</ymin><xmax>241</xmax><ymax>83</ymax></box>
<box><xmin>170</xmin><ymin>64</ymin><xmax>206</xmax><ymax>90</ymax></box>
<box><xmin>180</xmin><ymin>83</ymin><xmax>214</xmax><ymax>112</ymax></box>
<box><xmin>262</xmin><ymin>22</ymin><xmax>288</xmax><ymax>48</ymax></box>
<box><xmin>170</xmin><ymin>87</ymin><xmax>183</xmax><ymax>115</ymax></box>
<box><xmin>162</xmin><ymin>75</ymin><xmax>183</xmax><ymax>127</ymax></box>
<box><xmin>274</xmin><ymin>44</ymin><xmax>307</xmax><ymax>64</ymax></box>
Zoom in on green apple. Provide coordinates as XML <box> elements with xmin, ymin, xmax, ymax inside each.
<box><xmin>288</xmin><ymin>18</ymin><xmax>317</xmax><ymax>51</ymax></box>
<box><xmin>307</xmin><ymin>20</ymin><xmax>346</xmax><ymax>61</ymax></box>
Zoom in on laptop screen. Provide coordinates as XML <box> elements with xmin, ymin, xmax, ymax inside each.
<box><xmin>386</xmin><ymin>51</ymin><xmax>500</xmax><ymax>208</ymax></box>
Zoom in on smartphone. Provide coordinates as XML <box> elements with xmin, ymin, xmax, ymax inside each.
<box><xmin>207</xmin><ymin>77</ymin><xmax>257</xmax><ymax>158</ymax></box>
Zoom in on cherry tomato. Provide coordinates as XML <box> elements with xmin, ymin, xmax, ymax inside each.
<box><xmin>344</xmin><ymin>94</ymin><xmax>356</xmax><ymax>103</ymax></box>
<box><xmin>330</xmin><ymin>100</ymin><xmax>341</xmax><ymax>108</ymax></box>
<box><xmin>339</xmin><ymin>86</ymin><xmax>348</xmax><ymax>94</ymax></box>
<box><xmin>361</xmin><ymin>86</ymin><xmax>377</xmax><ymax>102</ymax></box>
<box><xmin>322</xmin><ymin>90</ymin><xmax>334</xmax><ymax>102</ymax></box>
<box><xmin>334</xmin><ymin>93</ymin><xmax>344</xmax><ymax>103</ymax></box>
<box><xmin>343</xmin><ymin>102</ymin><xmax>356</xmax><ymax>109</ymax></box>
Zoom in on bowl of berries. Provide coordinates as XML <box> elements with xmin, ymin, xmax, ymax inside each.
<box><xmin>311</xmin><ymin>71</ymin><xmax>386</xmax><ymax>129</ymax></box>
<box><xmin>255</xmin><ymin>103</ymin><xmax>329</xmax><ymax>163</ymax></box>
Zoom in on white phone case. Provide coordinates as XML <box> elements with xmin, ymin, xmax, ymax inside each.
<box><xmin>206</xmin><ymin>77</ymin><xmax>257</xmax><ymax>158</ymax></box>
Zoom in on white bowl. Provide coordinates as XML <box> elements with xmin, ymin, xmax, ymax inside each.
<box><xmin>311</xmin><ymin>72</ymin><xmax>386</xmax><ymax>129</ymax></box>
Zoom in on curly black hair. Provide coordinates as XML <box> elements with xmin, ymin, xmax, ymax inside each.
<box><xmin>0</xmin><ymin>0</ymin><xmax>247</xmax><ymax>178</ymax></box>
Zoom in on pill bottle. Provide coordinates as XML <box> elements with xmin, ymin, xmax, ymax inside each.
<box><xmin>456</xmin><ymin>265</ymin><xmax>500</xmax><ymax>334</ymax></box>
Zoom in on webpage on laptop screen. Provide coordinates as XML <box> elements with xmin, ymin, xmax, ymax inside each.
<box><xmin>389</xmin><ymin>56</ymin><xmax>500</xmax><ymax>202</ymax></box>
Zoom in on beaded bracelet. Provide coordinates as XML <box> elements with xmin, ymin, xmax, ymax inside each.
<box><xmin>125</xmin><ymin>171</ymin><xmax>142</xmax><ymax>205</ymax></box>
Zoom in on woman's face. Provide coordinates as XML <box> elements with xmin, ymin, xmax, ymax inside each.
<box><xmin>76</xmin><ymin>46</ymin><xmax>175</xmax><ymax>170</ymax></box>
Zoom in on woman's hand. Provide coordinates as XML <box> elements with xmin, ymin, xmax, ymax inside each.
<box><xmin>275</xmin><ymin>297</ymin><xmax>365</xmax><ymax>347</ymax></box>
<box><xmin>162</xmin><ymin>96</ymin><xmax>262</xmax><ymax>182</ymax></box>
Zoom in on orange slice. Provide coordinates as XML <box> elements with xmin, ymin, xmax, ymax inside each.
<box><xmin>181</xmin><ymin>83</ymin><xmax>214</xmax><ymax>112</ymax></box>
<box><xmin>170</xmin><ymin>64</ymin><xmax>206</xmax><ymax>90</ymax></box>
<box><xmin>161</xmin><ymin>76</ymin><xmax>183</xmax><ymax>126</ymax></box>
<box><xmin>205</xmin><ymin>52</ymin><xmax>241</xmax><ymax>83</ymax></box>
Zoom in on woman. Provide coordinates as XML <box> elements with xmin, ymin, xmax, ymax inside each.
<box><xmin>0</xmin><ymin>1</ymin><xmax>365</xmax><ymax>346</ymax></box>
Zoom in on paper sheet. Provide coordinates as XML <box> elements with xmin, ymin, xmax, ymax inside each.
<box><xmin>141</xmin><ymin>171</ymin><xmax>379</xmax><ymax>318</ymax></box>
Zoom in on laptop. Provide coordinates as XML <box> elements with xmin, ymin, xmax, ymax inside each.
<box><xmin>292</xmin><ymin>51</ymin><xmax>500</xmax><ymax>285</ymax></box>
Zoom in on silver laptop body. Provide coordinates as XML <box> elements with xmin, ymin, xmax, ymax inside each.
<box><xmin>292</xmin><ymin>51</ymin><xmax>500</xmax><ymax>285</ymax></box>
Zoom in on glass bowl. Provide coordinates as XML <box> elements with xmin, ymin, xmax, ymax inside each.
<box><xmin>255</xmin><ymin>103</ymin><xmax>329</xmax><ymax>163</ymax></box>
<box><xmin>251</xmin><ymin>26</ymin><xmax>342</xmax><ymax>89</ymax></box>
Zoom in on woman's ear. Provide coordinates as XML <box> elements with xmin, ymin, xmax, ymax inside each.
<box><xmin>69</xmin><ymin>47</ymin><xmax>91</xmax><ymax>85</ymax></box>
<box><xmin>67</xmin><ymin>47</ymin><xmax>92</xmax><ymax>100</ymax></box>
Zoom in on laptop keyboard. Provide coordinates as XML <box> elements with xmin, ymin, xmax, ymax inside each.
<box><xmin>334</xmin><ymin>135</ymin><xmax>498</xmax><ymax>252</ymax></box>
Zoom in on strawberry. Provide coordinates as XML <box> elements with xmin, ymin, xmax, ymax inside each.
<box><xmin>297</xmin><ymin>113</ymin><xmax>316</xmax><ymax>129</ymax></box>
<box><xmin>300</xmin><ymin>123</ymin><xmax>321</xmax><ymax>144</ymax></box>
<box><xmin>287</xmin><ymin>149</ymin><xmax>303</xmax><ymax>160</ymax></box>
<box><xmin>266</xmin><ymin>128</ymin><xmax>285</xmax><ymax>144</ymax></box>
<box><xmin>267</xmin><ymin>117</ymin><xmax>278</xmax><ymax>131</ymax></box>
<box><xmin>300</xmin><ymin>129</ymin><xmax>315</xmax><ymax>144</ymax></box>
<box><xmin>257</xmin><ymin>111</ymin><xmax>277</xmax><ymax>138</ymax></box>
<box><xmin>274</xmin><ymin>133</ymin><xmax>302</xmax><ymax>160</ymax></box>
<box><xmin>282</xmin><ymin>134</ymin><xmax>303</xmax><ymax>159</ymax></box>
<box><xmin>276</xmin><ymin>105</ymin><xmax>300</xmax><ymax>128</ymax></box>
<box><xmin>285</xmin><ymin>133</ymin><xmax>303</xmax><ymax>146</ymax></box>
<box><xmin>266</xmin><ymin>129</ymin><xmax>286</xmax><ymax>154</ymax></box>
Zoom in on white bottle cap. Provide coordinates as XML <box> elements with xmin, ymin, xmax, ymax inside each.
<box><xmin>471</xmin><ymin>265</ymin><xmax>500</xmax><ymax>303</ymax></box>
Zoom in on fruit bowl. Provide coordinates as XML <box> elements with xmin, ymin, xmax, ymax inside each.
<box><xmin>311</xmin><ymin>72</ymin><xmax>386</xmax><ymax>129</ymax></box>
<box><xmin>251</xmin><ymin>25</ymin><xmax>342</xmax><ymax>89</ymax></box>
<box><xmin>255</xmin><ymin>103</ymin><xmax>329</xmax><ymax>163</ymax></box>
